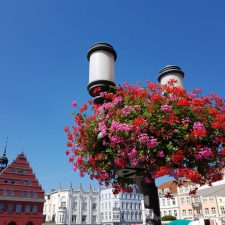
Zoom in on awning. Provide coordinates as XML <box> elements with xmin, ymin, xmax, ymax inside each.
<box><xmin>168</xmin><ymin>220</ymin><xmax>191</xmax><ymax>225</ymax></box>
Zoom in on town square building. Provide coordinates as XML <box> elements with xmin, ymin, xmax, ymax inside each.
<box><xmin>0</xmin><ymin>150</ymin><xmax>45</xmax><ymax>225</ymax></box>
<box><xmin>43</xmin><ymin>184</ymin><xmax>101</xmax><ymax>225</ymax></box>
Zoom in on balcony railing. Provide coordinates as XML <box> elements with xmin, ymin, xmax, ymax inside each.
<box><xmin>192</xmin><ymin>202</ymin><xmax>202</xmax><ymax>208</ymax></box>
<box><xmin>113</xmin><ymin>207</ymin><xmax>120</xmax><ymax>210</ymax></box>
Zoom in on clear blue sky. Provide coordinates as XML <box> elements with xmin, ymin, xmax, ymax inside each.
<box><xmin>0</xmin><ymin>1</ymin><xmax>225</xmax><ymax>193</ymax></box>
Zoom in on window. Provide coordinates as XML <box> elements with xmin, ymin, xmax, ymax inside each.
<box><xmin>179</xmin><ymin>187</ymin><xmax>183</xmax><ymax>193</ymax></box>
<box><xmin>8</xmin><ymin>204</ymin><xmax>14</xmax><ymax>212</ymax></box>
<box><xmin>4</xmin><ymin>179</ymin><xmax>8</xmax><ymax>183</ymax></box>
<box><xmin>205</xmin><ymin>208</ymin><xmax>209</xmax><ymax>215</ymax></box>
<box><xmin>169</xmin><ymin>210</ymin><xmax>172</xmax><ymax>215</ymax></box>
<box><xmin>22</xmin><ymin>168</ymin><xmax>27</xmax><ymax>174</ymax></box>
<box><xmin>122</xmin><ymin>202</ymin><xmax>125</xmax><ymax>209</ymax></box>
<box><xmin>135</xmin><ymin>212</ymin><xmax>138</xmax><ymax>220</ymax></box>
<box><xmin>105</xmin><ymin>202</ymin><xmax>107</xmax><ymax>209</ymax></box>
<box><xmin>113</xmin><ymin>212</ymin><xmax>119</xmax><ymax>219</ymax></box>
<box><xmin>126</xmin><ymin>202</ymin><xmax>129</xmax><ymax>209</ymax></box>
<box><xmin>11</xmin><ymin>179</ymin><xmax>15</xmax><ymax>184</ymax></box>
<box><xmin>209</xmin><ymin>197</ymin><xmax>214</xmax><ymax>203</ymax></box>
<box><xmin>172</xmin><ymin>199</ymin><xmax>176</xmax><ymax>205</ymax></box>
<box><xmin>92</xmin><ymin>203</ymin><xmax>97</xmax><ymax>210</ymax></box>
<box><xmin>27</xmin><ymin>180</ymin><xmax>31</xmax><ymax>185</ymax></box>
<box><xmin>2</xmin><ymin>189</ymin><xmax>7</xmax><ymax>197</ymax></box>
<box><xmin>83</xmin><ymin>202</ymin><xmax>87</xmax><ymax>210</ymax></box>
<box><xmin>167</xmin><ymin>199</ymin><xmax>171</xmax><ymax>206</ymax></box>
<box><xmin>105</xmin><ymin>212</ymin><xmax>108</xmax><ymax>220</ymax></box>
<box><xmin>174</xmin><ymin>210</ymin><xmax>177</xmax><ymax>217</ymax></box>
<box><xmin>20</xmin><ymin>191</ymin><xmax>24</xmax><ymax>197</ymax></box>
<box><xmin>109</xmin><ymin>202</ymin><xmax>111</xmax><ymax>209</ymax></box>
<box><xmin>203</xmin><ymin>197</ymin><xmax>207</xmax><ymax>203</ymax></box>
<box><xmin>122</xmin><ymin>212</ymin><xmax>125</xmax><ymax>220</ymax></box>
<box><xmin>182</xmin><ymin>210</ymin><xmax>186</xmax><ymax>216</ymax></box>
<box><xmin>162</xmin><ymin>199</ymin><xmax>166</xmax><ymax>206</ymax></box>
<box><xmin>92</xmin><ymin>215</ymin><xmax>97</xmax><ymax>223</ymax></box>
<box><xmin>73</xmin><ymin>202</ymin><xmax>77</xmax><ymax>210</ymax></box>
<box><xmin>0</xmin><ymin>203</ymin><xmax>4</xmax><ymax>212</ymax></box>
<box><xmin>186</xmin><ymin>197</ymin><xmax>191</xmax><ymax>204</ymax></box>
<box><xmin>61</xmin><ymin>202</ymin><xmax>66</xmax><ymax>207</ymax></box>
<box><xmin>27</xmin><ymin>191</ymin><xmax>30</xmax><ymax>198</ymax></box>
<box><xmin>188</xmin><ymin>209</ymin><xmax>192</xmax><ymax>215</ymax></box>
<box><xmin>194</xmin><ymin>197</ymin><xmax>199</xmax><ymax>203</ymax></box>
<box><xmin>135</xmin><ymin>203</ymin><xmax>137</xmax><ymax>209</ymax></box>
<box><xmin>82</xmin><ymin>215</ymin><xmax>87</xmax><ymax>223</ymax></box>
<box><xmin>185</xmin><ymin>186</ymin><xmax>189</xmax><ymax>192</ymax></box>
<box><xmin>33</xmin><ymin>205</ymin><xmax>38</xmax><ymax>213</ymax></box>
<box><xmin>33</xmin><ymin>192</ymin><xmax>37</xmax><ymax>198</ymax></box>
<box><xmin>72</xmin><ymin>215</ymin><xmax>76</xmax><ymax>222</ymax></box>
<box><xmin>25</xmin><ymin>205</ymin><xmax>31</xmax><ymax>213</ymax></box>
<box><xmin>221</xmin><ymin>207</ymin><xmax>225</xmax><ymax>215</ymax></box>
<box><xmin>181</xmin><ymin>197</ymin><xmax>185</xmax><ymax>204</ymax></box>
<box><xmin>211</xmin><ymin>207</ymin><xmax>216</xmax><ymax>214</ymax></box>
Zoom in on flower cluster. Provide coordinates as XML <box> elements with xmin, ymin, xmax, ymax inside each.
<box><xmin>65</xmin><ymin>80</ymin><xmax>225</xmax><ymax>194</ymax></box>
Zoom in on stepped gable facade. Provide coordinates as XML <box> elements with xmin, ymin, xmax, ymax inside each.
<box><xmin>0</xmin><ymin>152</ymin><xmax>45</xmax><ymax>225</ymax></box>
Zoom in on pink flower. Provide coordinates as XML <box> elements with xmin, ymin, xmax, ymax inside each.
<box><xmin>157</xmin><ymin>151</ymin><xmax>165</xmax><ymax>158</ymax></box>
<box><xmin>161</xmin><ymin>104</ymin><xmax>172</xmax><ymax>111</ymax></box>
<box><xmin>72</xmin><ymin>101</ymin><xmax>77</xmax><ymax>107</ymax></box>
<box><xmin>195</xmin><ymin>147</ymin><xmax>213</xmax><ymax>160</ymax></box>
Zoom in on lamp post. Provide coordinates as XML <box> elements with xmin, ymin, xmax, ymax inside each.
<box><xmin>87</xmin><ymin>43</ymin><xmax>185</xmax><ymax>225</ymax></box>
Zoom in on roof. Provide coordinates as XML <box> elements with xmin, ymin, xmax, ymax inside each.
<box><xmin>158</xmin><ymin>180</ymin><xmax>178</xmax><ymax>193</ymax></box>
<box><xmin>168</xmin><ymin>220</ymin><xmax>191</xmax><ymax>225</ymax></box>
<box><xmin>196</xmin><ymin>180</ymin><xmax>225</xmax><ymax>197</ymax></box>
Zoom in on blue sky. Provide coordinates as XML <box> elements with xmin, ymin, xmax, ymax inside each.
<box><xmin>0</xmin><ymin>1</ymin><xmax>225</xmax><ymax>193</ymax></box>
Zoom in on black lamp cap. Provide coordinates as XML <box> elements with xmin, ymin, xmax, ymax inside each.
<box><xmin>158</xmin><ymin>65</ymin><xmax>184</xmax><ymax>82</ymax></box>
<box><xmin>87</xmin><ymin>42</ymin><xmax>117</xmax><ymax>61</ymax></box>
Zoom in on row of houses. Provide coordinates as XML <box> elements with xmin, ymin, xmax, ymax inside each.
<box><xmin>43</xmin><ymin>179</ymin><xmax>225</xmax><ymax>225</ymax></box>
<box><xmin>1</xmin><ymin>149</ymin><xmax>225</xmax><ymax>225</ymax></box>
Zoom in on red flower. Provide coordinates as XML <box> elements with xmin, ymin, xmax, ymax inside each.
<box><xmin>64</xmin><ymin>126</ymin><xmax>69</xmax><ymax>132</ymax></box>
<box><xmin>133</xmin><ymin>117</ymin><xmax>147</xmax><ymax>127</ymax></box>
<box><xmin>65</xmin><ymin>150</ymin><xmax>70</xmax><ymax>155</ymax></box>
<box><xmin>171</xmin><ymin>151</ymin><xmax>184</xmax><ymax>165</ymax></box>
<box><xmin>80</xmin><ymin>103</ymin><xmax>87</xmax><ymax>113</ymax></box>
<box><xmin>67</xmin><ymin>142</ymin><xmax>72</xmax><ymax>147</ymax></box>
<box><xmin>221</xmin><ymin>148</ymin><xmax>225</xmax><ymax>157</ymax></box>
<box><xmin>177</xmin><ymin>99</ymin><xmax>189</xmax><ymax>107</ymax></box>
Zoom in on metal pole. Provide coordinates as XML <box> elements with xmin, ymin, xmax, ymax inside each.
<box><xmin>136</xmin><ymin>175</ymin><xmax>161</xmax><ymax>225</ymax></box>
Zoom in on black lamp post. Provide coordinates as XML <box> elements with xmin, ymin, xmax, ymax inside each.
<box><xmin>87</xmin><ymin>43</ymin><xmax>185</xmax><ymax>225</ymax></box>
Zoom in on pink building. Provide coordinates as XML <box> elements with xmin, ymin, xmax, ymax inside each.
<box><xmin>177</xmin><ymin>183</ymin><xmax>220</xmax><ymax>220</ymax></box>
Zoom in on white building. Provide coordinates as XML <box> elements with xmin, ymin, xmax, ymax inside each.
<box><xmin>158</xmin><ymin>181</ymin><xmax>180</xmax><ymax>219</ymax></box>
<box><xmin>100</xmin><ymin>187</ymin><xmax>143</xmax><ymax>225</ymax></box>
<box><xmin>43</xmin><ymin>184</ymin><xmax>101</xmax><ymax>225</ymax></box>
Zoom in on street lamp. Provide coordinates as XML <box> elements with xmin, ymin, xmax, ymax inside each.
<box><xmin>87</xmin><ymin>43</ymin><xmax>185</xmax><ymax>225</ymax></box>
<box><xmin>87</xmin><ymin>43</ymin><xmax>117</xmax><ymax>104</ymax></box>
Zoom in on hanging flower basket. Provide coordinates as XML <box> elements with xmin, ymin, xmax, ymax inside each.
<box><xmin>65</xmin><ymin>80</ymin><xmax>225</xmax><ymax>194</ymax></box>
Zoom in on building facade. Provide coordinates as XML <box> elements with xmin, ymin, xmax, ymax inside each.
<box><xmin>100</xmin><ymin>187</ymin><xmax>142</xmax><ymax>225</ymax></box>
<box><xmin>0</xmin><ymin>152</ymin><xmax>45</xmax><ymax>225</ymax></box>
<box><xmin>158</xmin><ymin>181</ymin><xmax>180</xmax><ymax>219</ymax></box>
<box><xmin>43</xmin><ymin>185</ymin><xmax>101</xmax><ymax>225</ymax></box>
